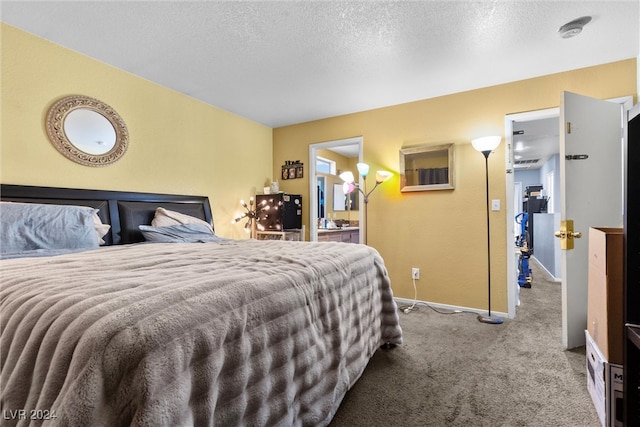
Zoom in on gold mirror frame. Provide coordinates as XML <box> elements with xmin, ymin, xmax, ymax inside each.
<box><xmin>46</xmin><ymin>95</ymin><xmax>129</xmax><ymax>167</ymax></box>
<box><xmin>400</xmin><ymin>143</ymin><xmax>455</xmax><ymax>192</ymax></box>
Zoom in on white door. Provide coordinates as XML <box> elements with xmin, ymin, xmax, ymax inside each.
<box><xmin>560</xmin><ymin>91</ymin><xmax>624</xmax><ymax>349</ymax></box>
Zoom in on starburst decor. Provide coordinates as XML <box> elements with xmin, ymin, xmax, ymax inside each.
<box><xmin>232</xmin><ymin>197</ymin><xmax>270</xmax><ymax>238</ymax></box>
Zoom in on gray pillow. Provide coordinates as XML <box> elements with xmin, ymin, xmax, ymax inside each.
<box><xmin>0</xmin><ymin>202</ymin><xmax>100</xmax><ymax>254</ymax></box>
<box><xmin>138</xmin><ymin>223</ymin><xmax>227</xmax><ymax>243</ymax></box>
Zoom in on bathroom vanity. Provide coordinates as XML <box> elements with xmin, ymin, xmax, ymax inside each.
<box><xmin>317</xmin><ymin>227</ymin><xmax>360</xmax><ymax>244</ymax></box>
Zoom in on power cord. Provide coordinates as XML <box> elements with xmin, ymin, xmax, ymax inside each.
<box><xmin>400</xmin><ymin>301</ymin><xmax>468</xmax><ymax>315</ymax></box>
<box><xmin>398</xmin><ymin>277</ymin><xmax>466</xmax><ymax>315</ymax></box>
<box><xmin>401</xmin><ymin>277</ymin><xmax>418</xmax><ymax>314</ymax></box>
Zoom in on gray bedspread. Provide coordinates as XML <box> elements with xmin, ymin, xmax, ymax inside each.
<box><xmin>0</xmin><ymin>240</ymin><xmax>402</xmax><ymax>426</ymax></box>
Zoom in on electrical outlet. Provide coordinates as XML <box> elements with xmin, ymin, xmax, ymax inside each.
<box><xmin>412</xmin><ymin>268</ymin><xmax>420</xmax><ymax>280</ymax></box>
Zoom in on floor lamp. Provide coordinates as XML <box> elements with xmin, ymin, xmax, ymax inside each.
<box><xmin>340</xmin><ymin>163</ymin><xmax>392</xmax><ymax>245</ymax></box>
<box><xmin>472</xmin><ymin>136</ymin><xmax>504</xmax><ymax>325</ymax></box>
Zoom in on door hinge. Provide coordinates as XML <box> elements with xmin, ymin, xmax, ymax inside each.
<box><xmin>566</xmin><ymin>122</ymin><xmax>571</xmax><ymax>134</ymax></box>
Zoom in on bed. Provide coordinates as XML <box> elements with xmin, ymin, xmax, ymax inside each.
<box><xmin>0</xmin><ymin>184</ymin><xmax>403</xmax><ymax>427</ymax></box>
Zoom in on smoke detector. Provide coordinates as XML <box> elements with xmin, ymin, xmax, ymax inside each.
<box><xmin>558</xmin><ymin>16</ymin><xmax>592</xmax><ymax>39</ymax></box>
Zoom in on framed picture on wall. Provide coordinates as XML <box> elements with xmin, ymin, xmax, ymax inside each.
<box><xmin>282</xmin><ymin>161</ymin><xmax>304</xmax><ymax>180</ymax></box>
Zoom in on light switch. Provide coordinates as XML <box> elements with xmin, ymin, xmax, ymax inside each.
<box><xmin>491</xmin><ymin>199</ymin><xmax>500</xmax><ymax>211</ymax></box>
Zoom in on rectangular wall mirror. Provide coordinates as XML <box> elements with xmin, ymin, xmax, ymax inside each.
<box><xmin>400</xmin><ymin>143</ymin><xmax>455</xmax><ymax>192</ymax></box>
<box><xmin>333</xmin><ymin>183</ymin><xmax>358</xmax><ymax>211</ymax></box>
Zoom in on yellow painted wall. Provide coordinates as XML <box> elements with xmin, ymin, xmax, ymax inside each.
<box><xmin>1</xmin><ymin>24</ymin><xmax>272</xmax><ymax>239</ymax></box>
<box><xmin>273</xmin><ymin>59</ymin><xmax>637</xmax><ymax>313</ymax></box>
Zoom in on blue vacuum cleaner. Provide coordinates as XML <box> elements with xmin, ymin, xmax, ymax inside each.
<box><xmin>515</xmin><ymin>212</ymin><xmax>532</xmax><ymax>288</ymax></box>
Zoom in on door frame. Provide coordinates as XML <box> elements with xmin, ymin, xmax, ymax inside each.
<box><xmin>308</xmin><ymin>136</ymin><xmax>363</xmax><ymax>242</ymax></box>
<box><xmin>504</xmin><ymin>96</ymin><xmax>633</xmax><ymax>321</ymax></box>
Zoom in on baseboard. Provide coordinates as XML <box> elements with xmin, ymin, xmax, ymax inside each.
<box><xmin>394</xmin><ymin>297</ymin><xmax>508</xmax><ymax>318</ymax></box>
<box><xmin>531</xmin><ymin>256</ymin><xmax>562</xmax><ymax>283</ymax></box>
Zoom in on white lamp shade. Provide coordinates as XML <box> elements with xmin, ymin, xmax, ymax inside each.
<box><xmin>471</xmin><ymin>136</ymin><xmax>501</xmax><ymax>152</ymax></box>
<box><xmin>356</xmin><ymin>162</ymin><xmax>370</xmax><ymax>177</ymax></box>
<box><xmin>339</xmin><ymin>171</ymin><xmax>355</xmax><ymax>184</ymax></box>
<box><xmin>375</xmin><ymin>170</ymin><xmax>393</xmax><ymax>184</ymax></box>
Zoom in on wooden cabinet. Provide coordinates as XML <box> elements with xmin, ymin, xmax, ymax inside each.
<box><xmin>317</xmin><ymin>228</ymin><xmax>359</xmax><ymax>244</ymax></box>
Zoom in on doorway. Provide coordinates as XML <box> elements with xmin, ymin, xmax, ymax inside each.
<box><xmin>316</xmin><ymin>175</ymin><xmax>326</xmax><ymax>220</ymax></box>
<box><xmin>308</xmin><ymin>136</ymin><xmax>363</xmax><ymax>242</ymax></box>
<box><xmin>512</xmin><ymin>115</ymin><xmax>561</xmax><ymax>282</ymax></box>
<box><xmin>505</xmin><ymin>108</ymin><xmax>560</xmax><ymax>318</ymax></box>
<box><xmin>504</xmin><ymin>96</ymin><xmax>633</xmax><ymax>334</ymax></box>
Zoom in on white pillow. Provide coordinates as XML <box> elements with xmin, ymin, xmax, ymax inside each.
<box><xmin>151</xmin><ymin>207</ymin><xmax>213</xmax><ymax>233</ymax></box>
<box><xmin>93</xmin><ymin>213</ymin><xmax>111</xmax><ymax>245</ymax></box>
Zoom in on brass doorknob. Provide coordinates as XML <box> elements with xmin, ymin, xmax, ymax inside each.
<box><xmin>554</xmin><ymin>220</ymin><xmax>580</xmax><ymax>250</ymax></box>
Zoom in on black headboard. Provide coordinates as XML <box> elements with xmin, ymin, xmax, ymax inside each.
<box><xmin>0</xmin><ymin>184</ymin><xmax>213</xmax><ymax>245</ymax></box>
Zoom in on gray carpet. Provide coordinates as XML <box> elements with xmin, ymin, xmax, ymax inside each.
<box><xmin>330</xmin><ymin>258</ymin><xmax>600</xmax><ymax>426</ymax></box>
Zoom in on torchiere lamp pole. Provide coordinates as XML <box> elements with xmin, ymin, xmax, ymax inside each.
<box><xmin>472</xmin><ymin>136</ymin><xmax>503</xmax><ymax>325</ymax></box>
<box><xmin>340</xmin><ymin>163</ymin><xmax>392</xmax><ymax>245</ymax></box>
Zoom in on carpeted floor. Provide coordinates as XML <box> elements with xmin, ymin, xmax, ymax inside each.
<box><xmin>330</xmin><ymin>258</ymin><xmax>600</xmax><ymax>426</ymax></box>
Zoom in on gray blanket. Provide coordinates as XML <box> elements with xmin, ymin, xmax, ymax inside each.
<box><xmin>0</xmin><ymin>240</ymin><xmax>402</xmax><ymax>426</ymax></box>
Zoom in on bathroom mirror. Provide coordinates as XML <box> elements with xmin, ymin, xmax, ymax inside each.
<box><xmin>333</xmin><ymin>183</ymin><xmax>347</xmax><ymax>211</ymax></box>
<box><xmin>332</xmin><ymin>183</ymin><xmax>358</xmax><ymax>211</ymax></box>
<box><xmin>46</xmin><ymin>95</ymin><xmax>129</xmax><ymax>167</ymax></box>
<box><xmin>400</xmin><ymin>143</ymin><xmax>455</xmax><ymax>192</ymax></box>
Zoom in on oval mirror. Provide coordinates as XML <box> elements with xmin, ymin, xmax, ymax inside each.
<box><xmin>46</xmin><ymin>95</ymin><xmax>128</xmax><ymax>166</ymax></box>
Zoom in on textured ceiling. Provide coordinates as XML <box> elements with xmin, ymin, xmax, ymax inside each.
<box><xmin>1</xmin><ymin>1</ymin><xmax>639</xmax><ymax>128</ymax></box>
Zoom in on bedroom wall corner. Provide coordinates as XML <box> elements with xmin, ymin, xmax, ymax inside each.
<box><xmin>0</xmin><ymin>24</ymin><xmax>273</xmax><ymax>239</ymax></box>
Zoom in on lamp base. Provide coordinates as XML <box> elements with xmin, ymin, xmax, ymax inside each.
<box><xmin>477</xmin><ymin>314</ymin><xmax>503</xmax><ymax>324</ymax></box>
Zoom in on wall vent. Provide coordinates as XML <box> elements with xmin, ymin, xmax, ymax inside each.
<box><xmin>515</xmin><ymin>159</ymin><xmax>540</xmax><ymax>165</ymax></box>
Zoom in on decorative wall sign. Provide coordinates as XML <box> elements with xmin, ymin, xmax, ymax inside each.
<box><xmin>282</xmin><ymin>160</ymin><xmax>303</xmax><ymax>180</ymax></box>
